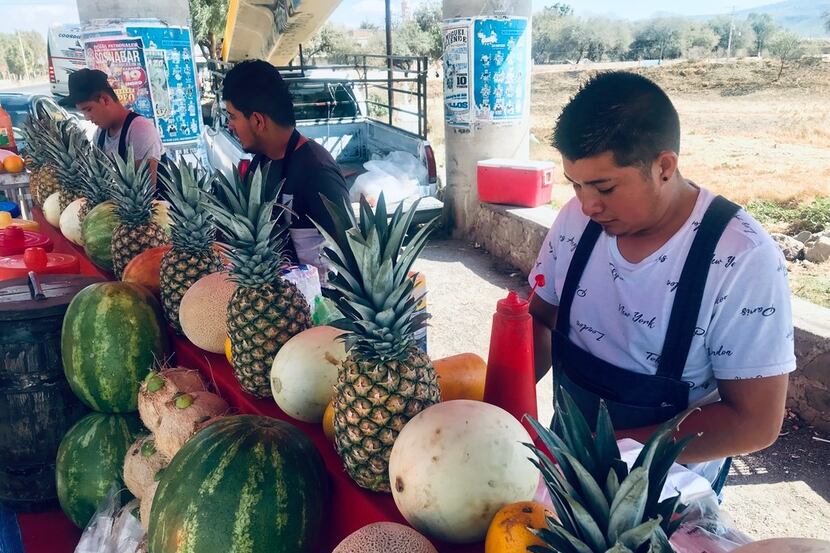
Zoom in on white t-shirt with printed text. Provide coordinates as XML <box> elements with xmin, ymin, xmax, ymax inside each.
<box><xmin>530</xmin><ymin>187</ymin><xmax>796</xmax><ymax>406</ymax></box>
<box><xmin>529</xmin><ymin>188</ymin><xmax>796</xmax><ymax>481</ymax></box>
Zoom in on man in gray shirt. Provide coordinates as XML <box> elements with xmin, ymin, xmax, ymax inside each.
<box><xmin>61</xmin><ymin>69</ymin><xmax>165</xmax><ymax>185</ymax></box>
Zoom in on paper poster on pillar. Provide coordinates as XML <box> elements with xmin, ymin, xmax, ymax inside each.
<box><xmin>472</xmin><ymin>17</ymin><xmax>529</xmax><ymax>126</ymax></box>
<box><xmin>84</xmin><ymin>37</ymin><xmax>156</xmax><ymax>120</ymax></box>
<box><xmin>442</xmin><ymin>18</ymin><xmax>472</xmax><ymax>130</ymax></box>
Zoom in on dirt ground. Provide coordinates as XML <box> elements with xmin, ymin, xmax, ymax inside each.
<box><xmin>415</xmin><ymin>237</ymin><xmax>830</xmax><ymax>542</ymax></box>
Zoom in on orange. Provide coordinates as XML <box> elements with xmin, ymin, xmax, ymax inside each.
<box><xmin>485</xmin><ymin>501</ymin><xmax>552</xmax><ymax>553</ymax></box>
<box><xmin>433</xmin><ymin>352</ymin><xmax>487</xmax><ymax>401</ymax></box>
<box><xmin>224</xmin><ymin>337</ymin><xmax>233</xmax><ymax>364</ymax></box>
<box><xmin>3</xmin><ymin>154</ymin><xmax>24</xmax><ymax>174</ymax></box>
<box><xmin>322</xmin><ymin>400</ymin><xmax>335</xmax><ymax>443</ymax></box>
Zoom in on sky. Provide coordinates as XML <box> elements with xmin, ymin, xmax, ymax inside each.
<box><xmin>0</xmin><ymin>0</ymin><xmax>778</xmax><ymax>39</ymax></box>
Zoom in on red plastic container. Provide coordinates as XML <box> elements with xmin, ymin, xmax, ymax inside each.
<box><xmin>483</xmin><ymin>290</ymin><xmax>538</xmax><ymax>437</ymax></box>
<box><xmin>0</xmin><ymin>226</ymin><xmax>54</xmax><ymax>256</ymax></box>
<box><xmin>477</xmin><ymin>159</ymin><xmax>556</xmax><ymax>208</ymax></box>
<box><xmin>0</xmin><ymin>247</ymin><xmax>80</xmax><ymax>280</ymax></box>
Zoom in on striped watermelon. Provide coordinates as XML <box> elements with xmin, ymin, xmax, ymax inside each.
<box><xmin>62</xmin><ymin>282</ymin><xmax>170</xmax><ymax>413</ymax></box>
<box><xmin>56</xmin><ymin>412</ymin><xmax>145</xmax><ymax>528</ymax></box>
<box><xmin>81</xmin><ymin>201</ymin><xmax>118</xmax><ymax>272</ymax></box>
<box><xmin>148</xmin><ymin>415</ymin><xmax>327</xmax><ymax>553</ymax></box>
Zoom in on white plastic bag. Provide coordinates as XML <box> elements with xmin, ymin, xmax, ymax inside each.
<box><xmin>365</xmin><ymin>150</ymin><xmax>427</xmax><ymax>186</ymax></box>
<box><xmin>350</xmin><ymin>169</ymin><xmax>417</xmax><ymax>206</ymax></box>
<box><xmin>75</xmin><ymin>485</ymin><xmax>145</xmax><ymax>553</ymax></box>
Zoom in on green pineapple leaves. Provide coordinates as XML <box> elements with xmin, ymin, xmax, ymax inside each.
<box><xmin>159</xmin><ymin>158</ymin><xmax>219</xmax><ymax>253</ymax></box>
<box><xmin>312</xmin><ymin>192</ymin><xmax>438</xmax><ymax>361</ymax></box>
<box><xmin>527</xmin><ymin>387</ymin><xmax>696</xmax><ymax>552</ymax></box>
<box><xmin>109</xmin><ymin>146</ymin><xmax>157</xmax><ymax>227</ymax></box>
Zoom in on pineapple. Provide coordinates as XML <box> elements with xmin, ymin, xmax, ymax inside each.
<box><xmin>21</xmin><ymin>116</ymin><xmax>59</xmax><ymax>206</ymax></box>
<box><xmin>203</xmin><ymin>165</ymin><xmax>312</xmax><ymax>397</ymax></box>
<box><xmin>158</xmin><ymin>159</ymin><xmax>223</xmax><ymax>333</ymax></box>
<box><xmin>109</xmin><ymin>147</ymin><xmax>169</xmax><ymax>279</ymax></box>
<box><xmin>76</xmin><ymin>143</ymin><xmax>115</xmax><ymax>221</ymax></box>
<box><xmin>526</xmin><ymin>388</ymin><xmax>696</xmax><ymax>553</ymax></box>
<box><xmin>40</xmin><ymin>118</ymin><xmax>89</xmax><ymax>211</ymax></box>
<box><xmin>315</xmin><ymin>193</ymin><xmax>441</xmax><ymax>492</ymax></box>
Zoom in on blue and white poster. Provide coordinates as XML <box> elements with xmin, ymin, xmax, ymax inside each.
<box><xmin>472</xmin><ymin>17</ymin><xmax>529</xmax><ymax>124</ymax></box>
<box><xmin>126</xmin><ymin>26</ymin><xmax>202</xmax><ymax>145</ymax></box>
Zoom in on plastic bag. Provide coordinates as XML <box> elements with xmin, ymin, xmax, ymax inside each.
<box><xmin>670</xmin><ymin>502</ymin><xmax>753</xmax><ymax>553</ymax></box>
<box><xmin>75</xmin><ymin>485</ymin><xmax>145</xmax><ymax>553</ymax></box>
<box><xmin>350</xmin><ymin>169</ymin><xmax>417</xmax><ymax>206</ymax></box>
<box><xmin>312</xmin><ymin>296</ymin><xmax>343</xmax><ymax>326</ymax></box>
<box><xmin>365</xmin><ymin>150</ymin><xmax>427</xmax><ymax>186</ymax></box>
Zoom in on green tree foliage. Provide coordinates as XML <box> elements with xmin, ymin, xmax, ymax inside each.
<box><xmin>629</xmin><ymin>18</ymin><xmax>687</xmax><ymax>60</ymax></box>
<box><xmin>707</xmin><ymin>16</ymin><xmax>755</xmax><ymax>56</ymax></box>
<box><xmin>767</xmin><ymin>30</ymin><xmax>805</xmax><ymax>80</ymax></box>
<box><xmin>683</xmin><ymin>22</ymin><xmax>719</xmax><ymax>58</ymax></box>
<box><xmin>748</xmin><ymin>12</ymin><xmax>778</xmax><ymax>57</ymax></box>
<box><xmin>304</xmin><ymin>24</ymin><xmax>354</xmax><ymax>63</ymax></box>
<box><xmin>189</xmin><ymin>0</ymin><xmax>230</xmax><ymax>59</ymax></box>
<box><xmin>0</xmin><ymin>31</ymin><xmax>46</xmax><ymax>79</ymax></box>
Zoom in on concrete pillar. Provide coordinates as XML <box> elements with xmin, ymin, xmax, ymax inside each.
<box><xmin>76</xmin><ymin>0</ymin><xmax>190</xmax><ymax>26</ymax></box>
<box><xmin>442</xmin><ymin>0</ymin><xmax>532</xmax><ymax>236</ymax></box>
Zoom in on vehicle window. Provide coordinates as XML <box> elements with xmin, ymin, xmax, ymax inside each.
<box><xmin>289</xmin><ymin>81</ymin><xmax>357</xmax><ymax>120</ymax></box>
<box><xmin>0</xmin><ymin>96</ymin><xmax>32</xmax><ymax>128</ymax></box>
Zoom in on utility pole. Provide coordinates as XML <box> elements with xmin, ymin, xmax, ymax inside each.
<box><xmin>726</xmin><ymin>5</ymin><xmax>736</xmax><ymax>58</ymax></box>
<box><xmin>16</xmin><ymin>31</ymin><xmax>31</xmax><ymax>81</ymax></box>
<box><xmin>385</xmin><ymin>0</ymin><xmax>394</xmax><ymax>127</ymax></box>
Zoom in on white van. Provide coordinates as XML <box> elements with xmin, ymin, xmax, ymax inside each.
<box><xmin>47</xmin><ymin>24</ymin><xmax>86</xmax><ymax>100</ymax></box>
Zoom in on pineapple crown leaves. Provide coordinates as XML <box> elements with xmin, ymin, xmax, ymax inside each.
<box><xmin>109</xmin><ymin>146</ymin><xmax>158</xmax><ymax>227</ymax></box>
<box><xmin>525</xmin><ymin>386</ymin><xmax>697</xmax><ymax>553</ymax></box>
<box><xmin>312</xmin><ymin>192</ymin><xmax>438</xmax><ymax>361</ymax></box>
<box><xmin>159</xmin><ymin>158</ymin><xmax>219</xmax><ymax>253</ymax></box>
<box><xmin>41</xmin><ymin>120</ymin><xmax>90</xmax><ymax>191</ymax></box>
<box><xmin>77</xmin><ymin>144</ymin><xmax>115</xmax><ymax>206</ymax></box>
<box><xmin>202</xmin><ymin>164</ymin><xmax>293</xmax><ymax>286</ymax></box>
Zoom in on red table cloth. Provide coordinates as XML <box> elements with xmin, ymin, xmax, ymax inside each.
<box><xmin>17</xmin><ymin>209</ymin><xmax>484</xmax><ymax>553</ymax></box>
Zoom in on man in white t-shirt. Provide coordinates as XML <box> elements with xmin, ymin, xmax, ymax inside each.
<box><xmin>529</xmin><ymin>72</ymin><xmax>795</xmax><ymax>491</ymax></box>
<box><xmin>61</xmin><ymin>69</ymin><xmax>165</xmax><ymax>186</ymax></box>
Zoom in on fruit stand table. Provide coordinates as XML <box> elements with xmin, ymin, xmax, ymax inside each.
<box><xmin>16</xmin><ymin>209</ymin><xmax>484</xmax><ymax>553</ymax></box>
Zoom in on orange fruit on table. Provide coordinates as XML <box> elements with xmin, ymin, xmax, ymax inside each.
<box><xmin>322</xmin><ymin>400</ymin><xmax>335</xmax><ymax>443</ymax></box>
<box><xmin>485</xmin><ymin>501</ymin><xmax>552</xmax><ymax>553</ymax></box>
<box><xmin>3</xmin><ymin>154</ymin><xmax>24</xmax><ymax>174</ymax></box>
<box><xmin>433</xmin><ymin>352</ymin><xmax>487</xmax><ymax>401</ymax></box>
<box><xmin>122</xmin><ymin>245</ymin><xmax>171</xmax><ymax>297</ymax></box>
<box><xmin>224</xmin><ymin>336</ymin><xmax>233</xmax><ymax>364</ymax></box>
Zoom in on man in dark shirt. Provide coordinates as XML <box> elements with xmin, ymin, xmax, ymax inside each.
<box><xmin>221</xmin><ymin>60</ymin><xmax>350</xmax><ymax>277</ymax></box>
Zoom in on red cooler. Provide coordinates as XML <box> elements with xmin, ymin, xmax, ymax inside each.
<box><xmin>477</xmin><ymin>159</ymin><xmax>556</xmax><ymax>208</ymax></box>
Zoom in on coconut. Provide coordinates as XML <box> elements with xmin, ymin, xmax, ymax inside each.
<box><xmin>154</xmin><ymin>391</ymin><xmax>229</xmax><ymax>459</ymax></box>
<box><xmin>333</xmin><ymin>522</ymin><xmax>438</xmax><ymax>553</ymax></box>
<box><xmin>139</xmin><ymin>480</ymin><xmax>159</xmax><ymax>530</ymax></box>
<box><xmin>123</xmin><ymin>434</ymin><xmax>169</xmax><ymax>500</ymax></box>
<box><xmin>138</xmin><ymin>367</ymin><xmax>208</xmax><ymax>432</ymax></box>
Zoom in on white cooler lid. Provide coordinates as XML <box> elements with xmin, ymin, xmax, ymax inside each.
<box><xmin>478</xmin><ymin>158</ymin><xmax>556</xmax><ymax>170</ymax></box>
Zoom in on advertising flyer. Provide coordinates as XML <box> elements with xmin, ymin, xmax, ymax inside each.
<box><xmin>126</xmin><ymin>25</ymin><xmax>202</xmax><ymax>145</ymax></box>
<box><xmin>442</xmin><ymin>18</ymin><xmax>472</xmax><ymax>129</ymax></box>
<box><xmin>84</xmin><ymin>37</ymin><xmax>156</xmax><ymax>119</ymax></box>
<box><xmin>472</xmin><ymin>17</ymin><xmax>529</xmax><ymax>124</ymax></box>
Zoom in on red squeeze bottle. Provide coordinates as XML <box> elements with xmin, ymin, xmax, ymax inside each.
<box><xmin>483</xmin><ymin>289</ymin><xmax>538</xmax><ymax>437</ymax></box>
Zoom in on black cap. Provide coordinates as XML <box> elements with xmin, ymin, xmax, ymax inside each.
<box><xmin>58</xmin><ymin>69</ymin><xmax>114</xmax><ymax>107</ymax></box>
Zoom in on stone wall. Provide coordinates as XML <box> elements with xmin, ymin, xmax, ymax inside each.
<box><xmin>468</xmin><ymin>203</ymin><xmax>830</xmax><ymax>431</ymax></box>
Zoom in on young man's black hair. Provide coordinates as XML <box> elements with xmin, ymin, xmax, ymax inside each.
<box><xmin>552</xmin><ymin>71</ymin><xmax>681</xmax><ymax>169</ymax></box>
<box><xmin>222</xmin><ymin>59</ymin><xmax>296</xmax><ymax>127</ymax></box>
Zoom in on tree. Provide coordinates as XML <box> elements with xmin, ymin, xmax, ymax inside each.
<box><xmin>543</xmin><ymin>3</ymin><xmax>574</xmax><ymax>18</ymax></box>
<box><xmin>683</xmin><ymin>22</ymin><xmax>719</xmax><ymax>58</ymax></box>
<box><xmin>189</xmin><ymin>0</ymin><xmax>230</xmax><ymax>59</ymax></box>
<box><xmin>410</xmin><ymin>2</ymin><xmax>442</xmax><ymax>60</ymax></box>
<box><xmin>359</xmin><ymin>20</ymin><xmax>379</xmax><ymax>31</ymax></box>
<box><xmin>304</xmin><ymin>24</ymin><xmax>354</xmax><ymax>63</ymax></box>
<box><xmin>748</xmin><ymin>13</ymin><xmax>777</xmax><ymax>57</ymax></box>
<box><xmin>707</xmin><ymin>16</ymin><xmax>754</xmax><ymax>56</ymax></box>
<box><xmin>767</xmin><ymin>30</ymin><xmax>805</xmax><ymax>80</ymax></box>
<box><xmin>629</xmin><ymin>18</ymin><xmax>686</xmax><ymax>61</ymax></box>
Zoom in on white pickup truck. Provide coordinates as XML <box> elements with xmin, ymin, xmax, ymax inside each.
<box><xmin>202</xmin><ymin>57</ymin><xmax>443</xmax><ymax>223</ymax></box>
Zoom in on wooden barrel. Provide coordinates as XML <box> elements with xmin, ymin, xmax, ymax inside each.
<box><xmin>0</xmin><ymin>274</ymin><xmax>102</xmax><ymax>512</ymax></box>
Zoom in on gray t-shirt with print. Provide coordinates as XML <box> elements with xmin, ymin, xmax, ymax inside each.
<box><xmin>95</xmin><ymin>115</ymin><xmax>164</xmax><ymax>161</ymax></box>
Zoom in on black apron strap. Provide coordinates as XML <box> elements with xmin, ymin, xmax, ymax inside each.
<box><xmin>117</xmin><ymin>111</ymin><xmax>141</xmax><ymax>160</ymax></box>
<box><xmin>555</xmin><ymin>220</ymin><xmax>602</xmax><ymax>335</ymax></box>
<box><xmin>657</xmin><ymin>195</ymin><xmax>741</xmax><ymax>379</ymax></box>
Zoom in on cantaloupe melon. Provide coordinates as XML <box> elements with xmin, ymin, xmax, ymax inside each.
<box><xmin>179</xmin><ymin>272</ymin><xmax>236</xmax><ymax>353</ymax></box>
<box><xmin>122</xmin><ymin>245</ymin><xmax>172</xmax><ymax>298</ymax></box>
<box><xmin>333</xmin><ymin>522</ymin><xmax>437</xmax><ymax>553</ymax></box>
<box><xmin>59</xmin><ymin>198</ymin><xmax>86</xmax><ymax>245</ymax></box>
<box><xmin>270</xmin><ymin>326</ymin><xmax>346</xmax><ymax>423</ymax></box>
<box><xmin>43</xmin><ymin>192</ymin><xmax>62</xmax><ymax>227</ymax></box>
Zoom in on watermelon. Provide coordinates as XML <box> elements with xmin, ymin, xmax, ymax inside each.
<box><xmin>81</xmin><ymin>201</ymin><xmax>118</xmax><ymax>272</ymax></box>
<box><xmin>148</xmin><ymin>415</ymin><xmax>327</xmax><ymax>553</ymax></box>
<box><xmin>62</xmin><ymin>282</ymin><xmax>170</xmax><ymax>413</ymax></box>
<box><xmin>56</xmin><ymin>412</ymin><xmax>145</xmax><ymax>528</ymax></box>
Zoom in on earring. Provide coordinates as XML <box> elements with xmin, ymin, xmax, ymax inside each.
<box><xmin>662</xmin><ymin>176</ymin><xmax>669</xmax><ymax>182</ymax></box>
